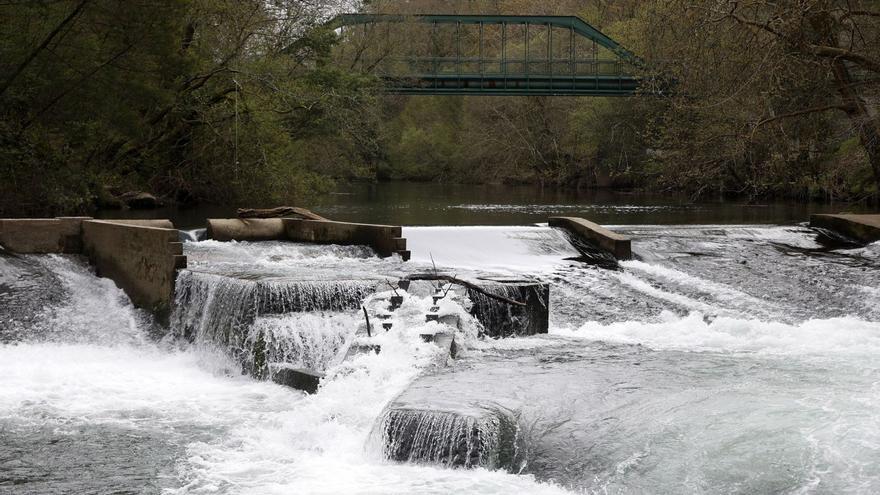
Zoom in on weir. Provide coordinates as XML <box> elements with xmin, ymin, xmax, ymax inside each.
<box><xmin>810</xmin><ymin>213</ymin><xmax>880</xmax><ymax>244</ymax></box>
<box><xmin>3</xmin><ymin>214</ymin><xmax>879</xmax><ymax>491</ymax></box>
<box><xmin>0</xmin><ymin>212</ymin><xmax>649</xmax><ymax>475</ymax></box>
<box><xmin>172</xmin><ymin>270</ymin><xmax>379</xmax><ymax>378</ymax></box>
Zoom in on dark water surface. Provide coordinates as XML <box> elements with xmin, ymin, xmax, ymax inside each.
<box><xmin>96</xmin><ymin>182</ymin><xmax>870</xmax><ymax>228</ymax></box>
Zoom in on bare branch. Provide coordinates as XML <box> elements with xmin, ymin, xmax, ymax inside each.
<box><xmin>403</xmin><ymin>274</ymin><xmax>527</xmax><ymax>307</ymax></box>
<box><xmin>752</xmin><ymin>103</ymin><xmax>854</xmax><ymax>131</ymax></box>
<box><xmin>0</xmin><ymin>0</ymin><xmax>89</xmax><ymax>97</ymax></box>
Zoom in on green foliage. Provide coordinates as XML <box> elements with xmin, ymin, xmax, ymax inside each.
<box><xmin>2</xmin><ymin>0</ymin><xmax>878</xmax><ymax>214</ymax></box>
<box><xmin>0</xmin><ymin>0</ymin><xmax>376</xmax><ymax>216</ymax></box>
<box><xmin>348</xmin><ymin>0</ymin><xmax>879</xmax><ymax>201</ymax></box>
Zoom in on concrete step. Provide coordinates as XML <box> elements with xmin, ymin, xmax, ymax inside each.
<box><xmin>269</xmin><ymin>364</ymin><xmax>324</xmax><ymax>394</ymax></box>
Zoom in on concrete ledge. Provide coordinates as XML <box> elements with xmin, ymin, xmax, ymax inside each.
<box><xmin>549</xmin><ymin>216</ymin><xmax>631</xmax><ymax>260</ymax></box>
<box><xmin>206</xmin><ymin>218</ymin><xmax>286</xmax><ymax>241</ymax></box>
<box><xmin>810</xmin><ymin>214</ymin><xmax>880</xmax><ymax>243</ymax></box>
<box><xmin>202</xmin><ymin>217</ymin><xmax>410</xmax><ymax>260</ymax></box>
<box><xmin>284</xmin><ymin>219</ymin><xmax>408</xmax><ymax>258</ymax></box>
<box><xmin>103</xmin><ymin>219</ymin><xmax>175</xmax><ymax>229</ymax></box>
<box><xmin>82</xmin><ymin>220</ymin><xmax>184</xmax><ymax>313</ymax></box>
<box><xmin>0</xmin><ymin>217</ymin><xmax>90</xmax><ymax>254</ymax></box>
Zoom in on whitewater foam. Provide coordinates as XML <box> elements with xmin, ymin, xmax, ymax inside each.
<box><xmin>554</xmin><ymin>311</ymin><xmax>880</xmax><ymax>356</ymax></box>
<box><xmin>404</xmin><ymin>226</ymin><xmax>577</xmax><ymax>274</ymax></box>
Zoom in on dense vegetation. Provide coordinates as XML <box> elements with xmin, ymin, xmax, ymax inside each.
<box><xmin>1</xmin><ymin>0</ymin><xmax>878</xmax><ymax>216</ymax></box>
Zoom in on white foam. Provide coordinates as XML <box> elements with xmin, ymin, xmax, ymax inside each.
<box><xmin>30</xmin><ymin>255</ymin><xmax>149</xmax><ymax>345</ymax></box>
<box><xmin>253</xmin><ymin>312</ymin><xmax>355</xmax><ymax>372</ymax></box>
<box><xmin>553</xmin><ymin>312</ymin><xmax>880</xmax><ymax>356</ymax></box>
<box><xmin>620</xmin><ymin>260</ymin><xmax>779</xmax><ymax>316</ymax></box>
<box><xmin>0</xmin><ymin>332</ymin><xmax>566</xmax><ymax>494</ymax></box>
<box><xmin>613</xmin><ymin>271</ymin><xmax>718</xmax><ymax>313</ymax></box>
<box><xmin>164</xmin><ymin>295</ymin><xmax>565</xmax><ymax>494</ymax></box>
<box><xmin>2</xmin><ymin>255</ymin><xmax>568</xmax><ymax>494</ymax></box>
<box><xmin>184</xmin><ymin>239</ymin><xmax>380</xmax><ymax>271</ymax></box>
<box><xmin>404</xmin><ymin>226</ymin><xmax>577</xmax><ymax>274</ymax></box>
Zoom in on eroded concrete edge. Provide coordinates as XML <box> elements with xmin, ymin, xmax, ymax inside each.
<box><xmin>810</xmin><ymin>214</ymin><xmax>880</xmax><ymax>243</ymax></box>
<box><xmin>549</xmin><ymin>216</ymin><xmax>632</xmax><ymax>260</ymax></box>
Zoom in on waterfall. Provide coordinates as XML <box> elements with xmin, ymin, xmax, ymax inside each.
<box><xmin>248</xmin><ymin>312</ymin><xmax>357</xmax><ymax>372</ymax></box>
<box><xmin>467</xmin><ymin>282</ymin><xmax>549</xmax><ymax>338</ymax></box>
<box><xmin>377</xmin><ymin>406</ymin><xmax>523</xmax><ymax>470</ymax></box>
<box><xmin>171</xmin><ymin>270</ymin><xmax>377</xmax><ymax>377</ymax></box>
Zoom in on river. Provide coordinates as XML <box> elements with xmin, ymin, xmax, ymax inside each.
<box><xmin>2</xmin><ymin>183</ymin><xmax>878</xmax><ymax>494</ymax></box>
<box><xmin>95</xmin><ymin>182</ymin><xmax>870</xmax><ymax>227</ymax></box>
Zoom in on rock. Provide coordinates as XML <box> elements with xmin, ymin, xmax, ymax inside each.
<box><xmin>269</xmin><ymin>365</ymin><xmax>324</xmax><ymax>394</ymax></box>
<box><xmin>118</xmin><ymin>191</ymin><xmax>164</xmax><ymax>210</ymax></box>
<box><xmin>95</xmin><ymin>188</ymin><xmax>125</xmax><ymax>209</ymax></box>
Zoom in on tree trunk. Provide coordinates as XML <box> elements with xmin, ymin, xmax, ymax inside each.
<box><xmin>830</xmin><ymin>58</ymin><xmax>880</xmax><ymax>192</ymax></box>
<box><xmin>807</xmin><ymin>12</ymin><xmax>880</xmax><ymax>193</ymax></box>
<box><xmin>237</xmin><ymin>206</ymin><xmax>327</xmax><ymax>220</ymax></box>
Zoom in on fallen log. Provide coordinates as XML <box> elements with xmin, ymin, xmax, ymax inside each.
<box><xmin>403</xmin><ymin>274</ymin><xmax>527</xmax><ymax>307</ymax></box>
<box><xmin>237</xmin><ymin>206</ymin><xmax>327</xmax><ymax>221</ymax></box>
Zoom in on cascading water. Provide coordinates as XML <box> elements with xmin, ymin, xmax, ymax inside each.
<box><xmin>250</xmin><ymin>312</ymin><xmax>355</xmax><ymax>372</ymax></box>
<box><xmin>377</xmin><ymin>406</ymin><xmax>522</xmax><ymax>470</ymax></box>
<box><xmin>3</xmin><ymin>219</ymin><xmax>879</xmax><ymax>494</ymax></box>
<box><xmin>0</xmin><ymin>244</ymin><xmax>566</xmax><ymax>494</ymax></box>
<box><xmin>171</xmin><ymin>269</ymin><xmax>378</xmax><ymax>376</ymax></box>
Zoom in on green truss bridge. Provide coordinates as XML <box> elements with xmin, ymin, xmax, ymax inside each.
<box><xmin>328</xmin><ymin>14</ymin><xmax>653</xmax><ymax>97</ymax></box>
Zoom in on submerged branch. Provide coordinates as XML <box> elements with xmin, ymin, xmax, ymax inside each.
<box><xmin>403</xmin><ymin>274</ymin><xmax>527</xmax><ymax>307</ymax></box>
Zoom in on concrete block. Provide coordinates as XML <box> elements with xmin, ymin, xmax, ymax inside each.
<box><xmin>391</xmin><ymin>237</ymin><xmax>407</xmax><ymax>250</ymax></box>
<box><xmin>206</xmin><ymin>218</ymin><xmax>286</xmax><ymax>241</ymax></box>
<box><xmin>167</xmin><ymin>242</ymin><xmax>183</xmax><ymax>256</ymax></box>
<box><xmin>102</xmin><ymin>219</ymin><xmax>175</xmax><ymax>229</ymax></box>
<box><xmin>81</xmin><ymin>220</ymin><xmax>183</xmax><ymax>314</ymax></box>
<box><xmin>283</xmin><ymin>219</ymin><xmax>406</xmax><ymax>258</ymax></box>
<box><xmin>810</xmin><ymin>214</ymin><xmax>880</xmax><ymax>244</ymax></box>
<box><xmin>173</xmin><ymin>254</ymin><xmax>188</xmax><ymax>269</ymax></box>
<box><xmin>270</xmin><ymin>364</ymin><xmax>324</xmax><ymax>394</ymax></box>
<box><xmin>549</xmin><ymin>216</ymin><xmax>631</xmax><ymax>260</ymax></box>
<box><xmin>56</xmin><ymin>217</ymin><xmax>93</xmax><ymax>253</ymax></box>
<box><xmin>0</xmin><ymin>217</ymin><xmax>90</xmax><ymax>254</ymax></box>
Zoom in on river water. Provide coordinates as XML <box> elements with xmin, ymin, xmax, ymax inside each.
<box><xmin>95</xmin><ymin>182</ymin><xmax>871</xmax><ymax>227</ymax></box>
<box><xmin>3</xmin><ymin>184</ymin><xmax>879</xmax><ymax>494</ymax></box>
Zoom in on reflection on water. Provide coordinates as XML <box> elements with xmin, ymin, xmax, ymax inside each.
<box><xmin>97</xmin><ymin>182</ymin><xmax>870</xmax><ymax>228</ymax></box>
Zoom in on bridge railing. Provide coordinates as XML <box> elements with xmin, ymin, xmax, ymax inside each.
<box><xmin>370</xmin><ymin>57</ymin><xmax>631</xmax><ymax>77</ymax></box>
<box><xmin>326</xmin><ymin>14</ymin><xmax>653</xmax><ymax>96</ymax></box>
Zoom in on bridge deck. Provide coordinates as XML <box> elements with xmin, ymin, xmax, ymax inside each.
<box><xmin>385</xmin><ymin>74</ymin><xmax>639</xmax><ymax>96</ymax></box>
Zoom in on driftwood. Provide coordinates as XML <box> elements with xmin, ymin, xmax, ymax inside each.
<box><xmin>237</xmin><ymin>206</ymin><xmax>327</xmax><ymax>221</ymax></box>
<box><xmin>403</xmin><ymin>274</ymin><xmax>527</xmax><ymax>307</ymax></box>
<box><xmin>362</xmin><ymin>306</ymin><xmax>372</xmax><ymax>338</ymax></box>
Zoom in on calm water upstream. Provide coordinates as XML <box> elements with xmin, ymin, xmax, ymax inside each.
<box><xmin>95</xmin><ymin>182</ymin><xmax>871</xmax><ymax>227</ymax></box>
<box><xmin>3</xmin><ymin>182</ymin><xmax>878</xmax><ymax>494</ymax></box>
